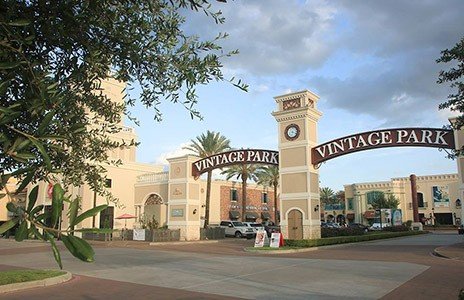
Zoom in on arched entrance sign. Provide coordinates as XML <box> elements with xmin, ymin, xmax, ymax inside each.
<box><xmin>312</xmin><ymin>128</ymin><xmax>455</xmax><ymax>165</ymax></box>
<box><xmin>191</xmin><ymin>149</ymin><xmax>279</xmax><ymax>178</ymax></box>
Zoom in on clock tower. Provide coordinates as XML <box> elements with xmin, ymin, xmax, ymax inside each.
<box><xmin>272</xmin><ymin>90</ymin><xmax>322</xmax><ymax>239</ymax></box>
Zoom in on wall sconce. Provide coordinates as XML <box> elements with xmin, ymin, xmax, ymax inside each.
<box><xmin>314</xmin><ymin>205</ymin><xmax>319</xmax><ymax>212</ymax></box>
<box><xmin>193</xmin><ymin>209</ymin><xmax>197</xmax><ymax>214</ymax></box>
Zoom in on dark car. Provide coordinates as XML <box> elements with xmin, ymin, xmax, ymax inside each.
<box><xmin>348</xmin><ymin>223</ymin><xmax>369</xmax><ymax>232</ymax></box>
<box><xmin>458</xmin><ymin>225</ymin><xmax>464</xmax><ymax>235</ymax></box>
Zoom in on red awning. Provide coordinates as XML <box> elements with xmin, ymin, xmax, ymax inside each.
<box><xmin>363</xmin><ymin>210</ymin><xmax>376</xmax><ymax>219</ymax></box>
<box><xmin>346</xmin><ymin>213</ymin><xmax>355</xmax><ymax>220</ymax></box>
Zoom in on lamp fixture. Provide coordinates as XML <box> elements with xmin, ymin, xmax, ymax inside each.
<box><xmin>314</xmin><ymin>205</ymin><xmax>319</xmax><ymax>212</ymax></box>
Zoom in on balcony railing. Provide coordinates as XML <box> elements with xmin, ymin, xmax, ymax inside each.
<box><xmin>136</xmin><ymin>172</ymin><xmax>169</xmax><ymax>184</ymax></box>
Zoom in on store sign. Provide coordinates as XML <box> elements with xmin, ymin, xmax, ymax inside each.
<box><xmin>171</xmin><ymin>209</ymin><xmax>184</xmax><ymax>217</ymax></box>
<box><xmin>254</xmin><ymin>229</ymin><xmax>269</xmax><ymax>247</ymax></box>
<box><xmin>192</xmin><ymin>149</ymin><xmax>279</xmax><ymax>178</ymax></box>
<box><xmin>312</xmin><ymin>128</ymin><xmax>455</xmax><ymax>165</ymax></box>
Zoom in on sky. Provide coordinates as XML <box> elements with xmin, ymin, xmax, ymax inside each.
<box><xmin>125</xmin><ymin>0</ymin><xmax>464</xmax><ymax>191</ymax></box>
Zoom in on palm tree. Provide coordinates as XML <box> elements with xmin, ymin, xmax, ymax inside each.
<box><xmin>183</xmin><ymin>130</ymin><xmax>231</xmax><ymax>228</ymax></box>
<box><xmin>320</xmin><ymin>187</ymin><xmax>336</xmax><ymax>205</ymax></box>
<box><xmin>255</xmin><ymin>165</ymin><xmax>279</xmax><ymax>225</ymax></box>
<box><xmin>221</xmin><ymin>164</ymin><xmax>258</xmax><ymax>221</ymax></box>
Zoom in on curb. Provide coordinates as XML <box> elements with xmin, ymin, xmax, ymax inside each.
<box><xmin>0</xmin><ymin>271</ymin><xmax>72</xmax><ymax>294</ymax></box>
<box><xmin>244</xmin><ymin>247</ymin><xmax>320</xmax><ymax>254</ymax></box>
<box><xmin>149</xmin><ymin>240</ymin><xmax>220</xmax><ymax>246</ymax></box>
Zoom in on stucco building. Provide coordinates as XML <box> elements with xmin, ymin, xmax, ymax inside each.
<box><xmin>344</xmin><ymin>173</ymin><xmax>461</xmax><ymax>226</ymax></box>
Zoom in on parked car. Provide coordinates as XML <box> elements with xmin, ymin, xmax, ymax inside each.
<box><xmin>458</xmin><ymin>224</ymin><xmax>464</xmax><ymax>235</ymax></box>
<box><xmin>243</xmin><ymin>222</ymin><xmax>265</xmax><ymax>234</ymax></box>
<box><xmin>261</xmin><ymin>221</ymin><xmax>280</xmax><ymax>237</ymax></box>
<box><xmin>348</xmin><ymin>223</ymin><xmax>369</xmax><ymax>232</ymax></box>
<box><xmin>369</xmin><ymin>223</ymin><xmax>390</xmax><ymax>231</ymax></box>
<box><xmin>321</xmin><ymin>222</ymin><xmax>341</xmax><ymax>228</ymax></box>
<box><xmin>219</xmin><ymin>221</ymin><xmax>254</xmax><ymax>238</ymax></box>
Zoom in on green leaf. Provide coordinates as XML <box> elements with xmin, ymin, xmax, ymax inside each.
<box><xmin>8</xmin><ymin>19</ymin><xmax>30</xmax><ymax>26</ymax></box>
<box><xmin>0</xmin><ymin>218</ymin><xmax>18</xmax><ymax>234</ymax></box>
<box><xmin>68</xmin><ymin>198</ymin><xmax>79</xmax><ymax>229</ymax></box>
<box><xmin>15</xmin><ymin>221</ymin><xmax>28</xmax><ymax>242</ymax></box>
<box><xmin>30</xmin><ymin>224</ymin><xmax>44</xmax><ymax>241</ymax></box>
<box><xmin>0</xmin><ymin>62</ymin><xmax>20</xmax><ymax>69</ymax></box>
<box><xmin>27</xmin><ymin>185</ymin><xmax>39</xmax><ymax>212</ymax></box>
<box><xmin>6</xmin><ymin>202</ymin><xmax>16</xmax><ymax>213</ymax></box>
<box><xmin>28</xmin><ymin>138</ymin><xmax>52</xmax><ymax>170</ymax></box>
<box><xmin>30</xmin><ymin>204</ymin><xmax>44</xmax><ymax>216</ymax></box>
<box><xmin>16</xmin><ymin>171</ymin><xmax>33</xmax><ymax>194</ymax></box>
<box><xmin>48</xmin><ymin>235</ymin><xmax>63</xmax><ymax>269</ymax></box>
<box><xmin>61</xmin><ymin>235</ymin><xmax>95</xmax><ymax>262</ymax></box>
<box><xmin>74</xmin><ymin>204</ymin><xmax>108</xmax><ymax>226</ymax></box>
<box><xmin>38</xmin><ymin>110</ymin><xmax>55</xmax><ymax>134</ymax></box>
<box><xmin>51</xmin><ymin>184</ymin><xmax>64</xmax><ymax>227</ymax></box>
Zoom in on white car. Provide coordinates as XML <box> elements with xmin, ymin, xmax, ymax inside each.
<box><xmin>243</xmin><ymin>222</ymin><xmax>265</xmax><ymax>233</ymax></box>
<box><xmin>369</xmin><ymin>223</ymin><xmax>390</xmax><ymax>231</ymax></box>
<box><xmin>219</xmin><ymin>221</ymin><xmax>254</xmax><ymax>238</ymax></box>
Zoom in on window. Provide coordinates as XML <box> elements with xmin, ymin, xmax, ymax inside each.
<box><xmin>262</xmin><ymin>192</ymin><xmax>268</xmax><ymax>204</ymax></box>
<box><xmin>417</xmin><ymin>193</ymin><xmax>424</xmax><ymax>207</ymax></box>
<box><xmin>348</xmin><ymin>198</ymin><xmax>354</xmax><ymax>210</ymax></box>
<box><xmin>231</xmin><ymin>189</ymin><xmax>238</xmax><ymax>201</ymax></box>
<box><xmin>105</xmin><ymin>178</ymin><xmax>112</xmax><ymax>188</ymax></box>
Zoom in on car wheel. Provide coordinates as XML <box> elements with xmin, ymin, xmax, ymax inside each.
<box><xmin>235</xmin><ymin>231</ymin><xmax>243</xmax><ymax>238</ymax></box>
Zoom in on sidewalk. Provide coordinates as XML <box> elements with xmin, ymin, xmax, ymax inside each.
<box><xmin>434</xmin><ymin>241</ymin><xmax>464</xmax><ymax>260</ymax></box>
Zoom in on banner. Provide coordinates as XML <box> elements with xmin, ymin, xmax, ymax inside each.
<box><xmin>270</xmin><ymin>233</ymin><xmax>281</xmax><ymax>248</ymax></box>
<box><xmin>391</xmin><ymin>209</ymin><xmax>402</xmax><ymax>226</ymax></box>
<box><xmin>433</xmin><ymin>185</ymin><xmax>450</xmax><ymax>208</ymax></box>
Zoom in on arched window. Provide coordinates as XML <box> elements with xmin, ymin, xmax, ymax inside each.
<box><xmin>417</xmin><ymin>192</ymin><xmax>424</xmax><ymax>208</ymax></box>
<box><xmin>145</xmin><ymin>194</ymin><xmax>164</xmax><ymax>205</ymax></box>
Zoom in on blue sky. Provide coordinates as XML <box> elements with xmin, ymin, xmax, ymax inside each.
<box><xmin>126</xmin><ymin>0</ymin><xmax>463</xmax><ymax>191</ymax></box>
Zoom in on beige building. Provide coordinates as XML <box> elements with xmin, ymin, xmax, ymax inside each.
<box><xmin>0</xmin><ymin>178</ymin><xmax>27</xmax><ymax>227</ymax></box>
<box><xmin>345</xmin><ymin>173</ymin><xmax>462</xmax><ymax>226</ymax></box>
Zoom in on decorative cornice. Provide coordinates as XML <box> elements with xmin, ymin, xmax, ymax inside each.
<box><xmin>272</xmin><ymin>107</ymin><xmax>322</xmax><ymax>122</ymax></box>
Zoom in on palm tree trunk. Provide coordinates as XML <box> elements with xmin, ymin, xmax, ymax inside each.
<box><xmin>241</xmin><ymin>172</ymin><xmax>247</xmax><ymax>221</ymax></box>
<box><xmin>204</xmin><ymin>171</ymin><xmax>212</xmax><ymax>228</ymax></box>
<box><xmin>274</xmin><ymin>183</ymin><xmax>279</xmax><ymax>225</ymax></box>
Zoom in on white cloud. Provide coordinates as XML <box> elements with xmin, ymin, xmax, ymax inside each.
<box><xmin>155</xmin><ymin>143</ymin><xmax>194</xmax><ymax>165</ymax></box>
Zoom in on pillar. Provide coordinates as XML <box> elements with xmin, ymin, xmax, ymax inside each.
<box><xmin>451</xmin><ymin>118</ymin><xmax>464</xmax><ymax>226</ymax></box>
<box><xmin>166</xmin><ymin>155</ymin><xmax>201</xmax><ymax>241</ymax></box>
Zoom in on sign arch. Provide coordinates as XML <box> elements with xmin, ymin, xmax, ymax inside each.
<box><xmin>191</xmin><ymin>149</ymin><xmax>279</xmax><ymax>178</ymax></box>
<box><xmin>312</xmin><ymin>127</ymin><xmax>455</xmax><ymax>165</ymax></box>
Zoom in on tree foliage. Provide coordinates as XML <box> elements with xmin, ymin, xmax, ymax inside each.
<box><xmin>0</xmin><ymin>0</ymin><xmax>245</xmax><ymax>268</ymax></box>
<box><xmin>255</xmin><ymin>165</ymin><xmax>279</xmax><ymax>224</ymax></box>
<box><xmin>183</xmin><ymin>130</ymin><xmax>231</xmax><ymax>228</ymax></box>
<box><xmin>437</xmin><ymin>37</ymin><xmax>464</xmax><ymax>130</ymax></box>
<box><xmin>370</xmin><ymin>192</ymin><xmax>400</xmax><ymax>209</ymax></box>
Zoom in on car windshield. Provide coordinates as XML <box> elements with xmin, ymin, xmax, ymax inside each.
<box><xmin>232</xmin><ymin>222</ymin><xmax>245</xmax><ymax>227</ymax></box>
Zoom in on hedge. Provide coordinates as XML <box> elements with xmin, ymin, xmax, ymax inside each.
<box><xmin>284</xmin><ymin>231</ymin><xmax>427</xmax><ymax>248</ymax></box>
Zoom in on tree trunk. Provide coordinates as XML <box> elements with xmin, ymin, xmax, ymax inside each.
<box><xmin>241</xmin><ymin>172</ymin><xmax>247</xmax><ymax>221</ymax></box>
<box><xmin>204</xmin><ymin>171</ymin><xmax>212</xmax><ymax>228</ymax></box>
<box><xmin>274</xmin><ymin>183</ymin><xmax>279</xmax><ymax>225</ymax></box>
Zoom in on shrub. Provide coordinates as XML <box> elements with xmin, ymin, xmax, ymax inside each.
<box><xmin>383</xmin><ymin>225</ymin><xmax>410</xmax><ymax>232</ymax></box>
<box><xmin>321</xmin><ymin>227</ymin><xmax>365</xmax><ymax>238</ymax></box>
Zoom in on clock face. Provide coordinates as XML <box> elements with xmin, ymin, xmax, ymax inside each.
<box><xmin>285</xmin><ymin>124</ymin><xmax>300</xmax><ymax>141</ymax></box>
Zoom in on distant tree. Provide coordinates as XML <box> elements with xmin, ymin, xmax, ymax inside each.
<box><xmin>255</xmin><ymin>165</ymin><xmax>279</xmax><ymax>224</ymax></box>
<box><xmin>320</xmin><ymin>187</ymin><xmax>336</xmax><ymax>205</ymax></box>
<box><xmin>184</xmin><ymin>131</ymin><xmax>231</xmax><ymax>228</ymax></box>
<box><xmin>437</xmin><ymin>36</ymin><xmax>464</xmax><ymax>155</ymax></box>
<box><xmin>221</xmin><ymin>164</ymin><xmax>258</xmax><ymax>221</ymax></box>
<box><xmin>335</xmin><ymin>190</ymin><xmax>345</xmax><ymax>204</ymax></box>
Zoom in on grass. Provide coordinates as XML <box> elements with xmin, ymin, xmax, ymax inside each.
<box><xmin>247</xmin><ymin>230</ymin><xmax>427</xmax><ymax>251</ymax></box>
<box><xmin>0</xmin><ymin>270</ymin><xmax>66</xmax><ymax>286</ymax></box>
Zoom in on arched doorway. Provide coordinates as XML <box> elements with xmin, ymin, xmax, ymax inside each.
<box><xmin>143</xmin><ymin>194</ymin><xmax>165</xmax><ymax>227</ymax></box>
<box><xmin>288</xmin><ymin>209</ymin><xmax>303</xmax><ymax>240</ymax></box>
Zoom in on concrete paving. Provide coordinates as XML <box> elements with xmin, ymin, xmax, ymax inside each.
<box><xmin>0</xmin><ymin>232</ymin><xmax>462</xmax><ymax>299</ymax></box>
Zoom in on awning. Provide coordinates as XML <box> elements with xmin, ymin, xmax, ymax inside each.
<box><xmin>346</xmin><ymin>213</ymin><xmax>355</xmax><ymax>220</ymax></box>
<box><xmin>261</xmin><ymin>212</ymin><xmax>272</xmax><ymax>220</ymax></box>
<box><xmin>229</xmin><ymin>211</ymin><xmax>240</xmax><ymax>219</ymax></box>
<box><xmin>245</xmin><ymin>212</ymin><xmax>259</xmax><ymax>219</ymax></box>
<box><xmin>363</xmin><ymin>210</ymin><xmax>376</xmax><ymax>219</ymax></box>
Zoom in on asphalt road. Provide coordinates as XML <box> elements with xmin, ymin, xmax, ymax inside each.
<box><xmin>0</xmin><ymin>232</ymin><xmax>463</xmax><ymax>299</ymax></box>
